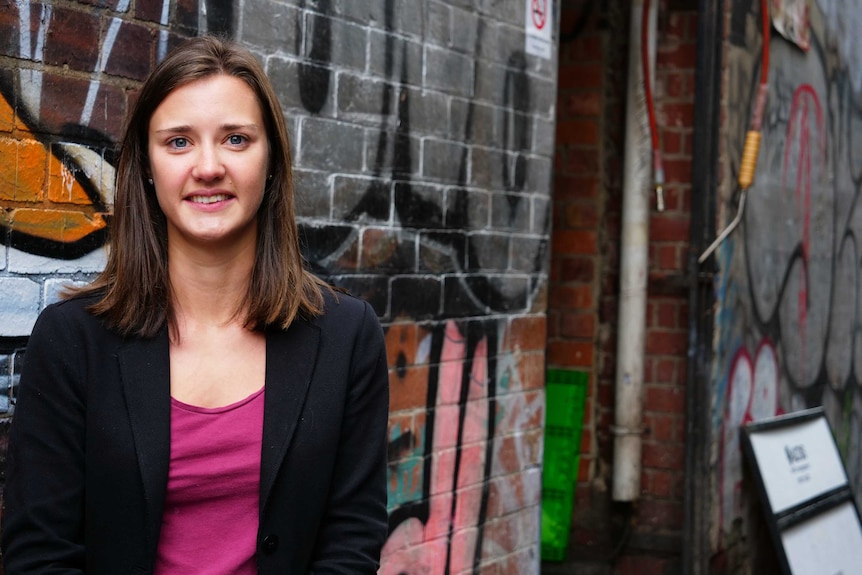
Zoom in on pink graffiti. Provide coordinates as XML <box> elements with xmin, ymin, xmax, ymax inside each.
<box><xmin>380</xmin><ymin>322</ymin><xmax>489</xmax><ymax>574</ymax></box>
<box><xmin>781</xmin><ymin>84</ymin><xmax>826</xmax><ymax>382</ymax></box>
<box><xmin>718</xmin><ymin>339</ymin><xmax>782</xmax><ymax>543</ymax></box>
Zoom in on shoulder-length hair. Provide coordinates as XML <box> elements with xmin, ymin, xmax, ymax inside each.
<box><xmin>73</xmin><ymin>35</ymin><xmax>326</xmax><ymax>338</ymax></box>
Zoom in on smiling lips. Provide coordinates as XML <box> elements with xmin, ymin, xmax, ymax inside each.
<box><xmin>188</xmin><ymin>193</ymin><xmax>232</xmax><ymax>205</ymax></box>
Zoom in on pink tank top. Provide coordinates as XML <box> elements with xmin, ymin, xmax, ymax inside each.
<box><xmin>154</xmin><ymin>388</ymin><xmax>265</xmax><ymax>575</ymax></box>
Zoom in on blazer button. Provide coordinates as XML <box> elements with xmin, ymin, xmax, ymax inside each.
<box><xmin>261</xmin><ymin>534</ymin><xmax>279</xmax><ymax>554</ymax></box>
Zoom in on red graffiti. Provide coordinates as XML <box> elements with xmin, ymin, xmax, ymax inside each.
<box><xmin>780</xmin><ymin>84</ymin><xmax>826</xmax><ymax>382</ymax></box>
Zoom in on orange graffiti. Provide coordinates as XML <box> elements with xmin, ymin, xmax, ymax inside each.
<box><xmin>0</xmin><ymin>92</ymin><xmax>108</xmax><ymax>249</ymax></box>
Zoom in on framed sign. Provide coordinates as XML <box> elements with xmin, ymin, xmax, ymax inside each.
<box><xmin>525</xmin><ymin>0</ymin><xmax>553</xmax><ymax>60</ymax></box>
<box><xmin>742</xmin><ymin>407</ymin><xmax>862</xmax><ymax>575</ymax></box>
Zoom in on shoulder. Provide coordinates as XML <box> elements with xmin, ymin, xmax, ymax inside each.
<box><xmin>30</xmin><ymin>292</ymin><xmax>113</xmax><ymax>345</ymax></box>
<box><xmin>36</xmin><ymin>291</ymin><xmax>101</xmax><ymax>325</ymax></box>
<box><xmin>307</xmin><ymin>288</ymin><xmax>385</xmax><ymax>344</ymax></box>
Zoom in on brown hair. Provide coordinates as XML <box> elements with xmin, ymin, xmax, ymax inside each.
<box><xmin>72</xmin><ymin>35</ymin><xmax>326</xmax><ymax>338</ymax></box>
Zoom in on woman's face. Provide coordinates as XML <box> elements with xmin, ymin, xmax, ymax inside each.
<box><xmin>147</xmin><ymin>74</ymin><xmax>270</xmax><ymax>252</ymax></box>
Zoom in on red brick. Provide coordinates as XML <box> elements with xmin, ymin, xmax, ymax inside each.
<box><xmin>76</xmin><ymin>0</ymin><xmax>122</xmax><ymax>7</ymax></box>
<box><xmin>507</xmin><ymin>315</ymin><xmax>547</xmax><ymax>352</ymax></box>
<box><xmin>581</xmin><ymin>395</ymin><xmax>594</xmax><ymax>425</ymax></box>
<box><xmin>658</xmin><ymin>42</ymin><xmax>698</xmax><ymax>70</ymax></box>
<box><xmin>546</xmin><ymin>309</ymin><xmax>560</xmax><ymax>337</ymax></box>
<box><xmin>0</xmin><ymin>3</ymin><xmax>20</xmax><ymax>58</ymax></box>
<box><xmin>549</xmin><ymin>284</ymin><xmax>593</xmax><ymax>310</ymax></box>
<box><xmin>660</xmin><ymin>186</ymin><xmax>686</xmax><ymax>212</ymax></box>
<box><xmin>176</xmin><ymin>0</ymin><xmax>199</xmax><ymax>29</ymax></box>
<box><xmin>645</xmin><ymin>385</ymin><xmax>685</xmax><ymax>413</ymax></box>
<box><xmin>558</xmin><ymin>148</ymin><xmax>601</xmax><ymax>176</ymax></box>
<box><xmin>616</xmin><ymin>553</ymin><xmax>673</xmax><ymax>575</ymax></box>
<box><xmin>555</xmin><ymin>119</ymin><xmax>600</xmax><ymax>146</ymax></box>
<box><xmin>645</xmin><ymin>412</ymin><xmax>676</xmax><ymax>442</ymax></box>
<box><xmin>559</xmin><ymin>255</ymin><xmax>595</xmax><ymax>282</ymax></box>
<box><xmin>547</xmin><ymin>340</ymin><xmax>594</xmax><ymax>368</ymax></box>
<box><xmin>558</xmin><ymin>63</ymin><xmax>604</xmax><ymax>90</ymax></box>
<box><xmin>659</xmin><ymin>102</ymin><xmax>695</xmax><ymax>130</ymax></box>
<box><xmin>563</xmin><ymin>90</ymin><xmax>603</xmax><ymax>117</ymax></box>
<box><xmin>659</xmin><ymin>70</ymin><xmax>689</xmax><ymax>99</ymax></box>
<box><xmin>644</xmin><ymin>330</ymin><xmax>687</xmax><ymax>356</ymax></box>
<box><xmin>636</xmin><ymin>498</ymin><xmax>684</xmax><ymax>530</ymax></box>
<box><xmin>661</xmin><ymin>129</ymin><xmax>684</xmax><ymax>155</ymax></box>
<box><xmin>650</xmin><ymin>213</ymin><xmax>689</xmax><ymax>242</ymax></box>
<box><xmin>561</xmin><ymin>311</ymin><xmax>596</xmax><ymax>339</ymax></box>
<box><xmin>554</xmin><ymin>174</ymin><xmax>599</xmax><ymax>198</ymax></box>
<box><xmin>653</xmin><ymin>358</ymin><xmax>678</xmax><ymax>384</ymax></box>
<box><xmin>552</xmin><ymin>230</ymin><xmax>597</xmax><ymax>255</ymax></box>
<box><xmin>653</xmin><ymin>243</ymin><xmax>683</xmax><ymax>271</ymax></box>
<box><xmin>39</xmin><ymin>74</ymin><xmax>127</xmax><ymax>141</ymax></box>
<box><xmin>105</xmin><ymin>21</ymin><xmax>155</xmax><ymax>81</ymax></box>
<box><xmin>44</xmin><ymin>7</ymin><xmax>100</xmax><ymax>72</ymax></box>
<box><xmin>642</xmin><ymin>468</ymin><xmax>676</xmax><ymax>498</ymax></box>
<box><xmin>517</xmin><ymin>352</ymin><xmax>546</xmax><ymax>392</ymax></box>
<box><xmin>135</xmin><ymin>0</ymin><xmax>166</xmax><ymax>21</ymax></box>
<box><xmin>579</xmin><ymin>427</ymin><xmax>592</xmax><ymax>453</ymax></box>
<box><xmin>652</xmin><ymin>300</ymin><xmax>678</xmax><ymax>329</ymax></box>
<box><xmin>563</xmin><ymin>201</ymin><xmax>599</xmax><ymax>228</ymax></box>
<box><xmin>642</xmin><ymin>441</ymin><xmax>685</xmax><ymax>471</ymax></box>
<box><xmin>664</xmin><ymin>11</ymin><xmax>690</xmax><ymax>42</ymax></box>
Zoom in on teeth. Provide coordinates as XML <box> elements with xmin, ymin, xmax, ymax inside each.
<box><xmin>190</xmin><ymin>194</ymin><xmax>229</xmax><ymax>204</ymax></box>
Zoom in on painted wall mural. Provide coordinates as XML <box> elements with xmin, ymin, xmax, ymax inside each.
<box><xmin>1</xmin><ymin>0</ymin><xmax>555</xmax><ymax>572</ymax></box>
<box><xmin>0</xmin><ymin>0</ymin><xmax>234</xmax><ymax>261</ymax></box>
<box><xmin>714</xmin><ymin>0</ymin><xmax>862</xmax><ymax>563</ymax></box>
<box><xmin>382</xmin><ymin>320</ymin><xmax>544</xmax><ymax>573</ymax></box>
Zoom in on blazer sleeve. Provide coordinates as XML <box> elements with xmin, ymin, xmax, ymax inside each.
<box><xmin>310</xmin><ymin>300</ymin><xmax>390</xmax><ymax>574</ymax></box>
<box><xmin>2</xmin><ymin>304</ymin><xmax>87</xmax><ymax>574</ymax></box>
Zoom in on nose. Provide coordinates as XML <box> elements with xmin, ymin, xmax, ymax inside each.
<box><xmin>191</xmin><ymin>144</ymin><xmax>226</xmax><ymax>182</ymax></box>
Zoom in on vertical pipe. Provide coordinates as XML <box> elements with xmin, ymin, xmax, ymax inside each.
<box><xmin>684</xmin><ymin>0</ymin><xmax>723</xmax><ymax>572</ymax></box>
<box><xmin>612</xmin><ymin>0</ymin><xmax>656</xmax><ymax>502</ymax></box>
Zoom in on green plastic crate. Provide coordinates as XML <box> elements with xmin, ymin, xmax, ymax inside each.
<box><xmin>541</xmin><ymin>488</ymin><xmax>575</xmax><ymax>561</ymax></box>
<box><xmin>541</xmin><ymin>369</ymin><xmax>588</xmax><ymax>562</ymax></box>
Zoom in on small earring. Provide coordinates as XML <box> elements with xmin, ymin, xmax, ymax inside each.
<box><xmin>267</xmin><ymin>174</ymin><xmax>273</xmax><ymax>180</ymax></box>
<box><xmin>147</xmin><ymin>178</ymin><xmax>153</xmax><ymax>185</ymax></box>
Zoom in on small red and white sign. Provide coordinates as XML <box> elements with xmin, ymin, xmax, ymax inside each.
<box><xmin>525</xmin><ymin>0</ymin><xmax>553</xmax><ymax>59</ymax></box>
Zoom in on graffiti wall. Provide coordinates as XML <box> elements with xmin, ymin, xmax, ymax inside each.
<box><xmin>0</xmin><ymin>0</ymin><xmax>556</xmax><ymax>572</ymax></box>
<box><xmin>713</xmin><ymin>0</ymin><xmax>862</xmax><ymax>568</ymax></box>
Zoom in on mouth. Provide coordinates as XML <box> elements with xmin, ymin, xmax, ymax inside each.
<box><xmin>188</xmin><ymin>193</ymin><xmax>232</xmax><ymax>205</ymax></box>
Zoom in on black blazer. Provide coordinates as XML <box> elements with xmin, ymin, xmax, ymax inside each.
<box><xmin>1</xmin><ymin>291</ymin><xmax>389</xmax><ymax>574</ymax></box>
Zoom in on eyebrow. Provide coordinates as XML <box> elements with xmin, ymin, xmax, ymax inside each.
<box><xmin>153</xmin><ymin>123</ymin><xmax>262</xmax><ymax>134</ymax></box>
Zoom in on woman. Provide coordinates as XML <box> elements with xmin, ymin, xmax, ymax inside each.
<box><xmin>1</xmin><ymin>36</ymin><xmax>389</xmax><ymax>574</ymax></box>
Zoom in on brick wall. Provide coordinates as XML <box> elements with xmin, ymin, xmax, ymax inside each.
<box><xmin>0</xmin><ymin>1</ymin><xmax>558</xmax><ymax>572</ymax></box>
<box><xmin>547</xmin><ymin>1</ymin><xmax>696</xmax><ymax>572</ymax></box>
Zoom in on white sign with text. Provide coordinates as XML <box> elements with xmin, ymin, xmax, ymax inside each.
<box><xmin>781</xmin><ymin>501</ymin><xmax>862</xmax><ymax>575</ymax></box>
<box><xmin>747</xmin><ymin>416</ymin><xmax>848</xmax><ymax>514</ymax></box>
<box><xmin>525</xmin><ymin>0</ymin><xmax>553</xmax><ymax>59</ymax></box>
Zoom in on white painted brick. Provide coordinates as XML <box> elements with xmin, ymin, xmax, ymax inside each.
<box><xmin>45</xmin><ymin>279</ymin><xmax>91</xmax><ymax>306</ymax></box>
<box><xmin>0</xmin><ymin>277</ymin><xmax>42</xmax><ymax>336</ymax></box>
<box><xmin>8</xmin><ymin>247</ymin><xmax>107</xmax><ymax>275</ymax></box>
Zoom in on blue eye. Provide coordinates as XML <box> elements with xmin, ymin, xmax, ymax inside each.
<box><xmin>228</xmin><ymin>134</ymin><xmax>246</xmax><ymax>146</ymax></box>
<box><xmin>169</xmin><ymin>137</ymin><xmax>189</xmax><ymax>149</ymax></box>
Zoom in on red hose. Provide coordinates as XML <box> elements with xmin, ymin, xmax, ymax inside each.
<box><xmin>641</xmin><ymin>0</ymin><xmax>664</xmax><ymax>192</ymax></box>
<box><xmin>739</xmin><ymin>0</ymin><xmax>770</xmax><ymax>188</ymax></box>
<box><xmin>760</xmin><ymin>0</ymin><xmax>770</xmax><ymax>86</ymax></box>
<box><xmin>750</xmin><ymin>0</ymin><xmax>770</xmax><ymax>132</ymax></box>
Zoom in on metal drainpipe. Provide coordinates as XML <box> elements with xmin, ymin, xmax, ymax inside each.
<box><xmin>683</xmin><ymin>0</ymin><xmax>724</xmax><ymax>572</ymax></box>
<box><xmin>612</xmin><ymin>0</ymin><xmax>656</xmax><ymax>502</ymax></box>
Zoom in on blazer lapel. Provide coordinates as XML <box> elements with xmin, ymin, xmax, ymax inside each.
<box><xmin>260</xmin><ymin>318</ymin><xmax>321</xmax><ymax>513</ymax></box>
<box><xmin>118</xmin><ymin>328</ymin><xmax>172</xmax><ymax>561</ymax></box>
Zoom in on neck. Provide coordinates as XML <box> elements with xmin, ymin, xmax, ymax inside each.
<box><xmin>167</xmin><ymin>237</ymin><xmax>257</xmax><ymax>334</ymax></box>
